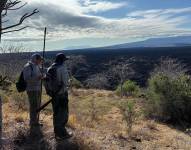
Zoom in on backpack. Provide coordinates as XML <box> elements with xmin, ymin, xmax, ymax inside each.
<box><xmin>44</xmin><ymin>64</ymin><xmax>62</xmax><ymax>97</ymax></box>
<box><xmin>16</xmin><ymin>64</ymin><xmax>33</xmax><ymax>93</ymax></box>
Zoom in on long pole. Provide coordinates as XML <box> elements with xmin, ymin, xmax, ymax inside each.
<box><xmin>0</xmin><ymin>97</ymin><xmax>2</xmax><ymax>148</ymax></box>
<box><xmin>38</xmin><ymin>27</ymin><xmax>47</xmax><ymax>120</ymax></box>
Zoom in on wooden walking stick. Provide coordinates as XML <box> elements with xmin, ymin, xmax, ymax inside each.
<box><xmin>38</xmin><ymin>27</ymin><xmax>47</xmax><ymax>120</ymax></box>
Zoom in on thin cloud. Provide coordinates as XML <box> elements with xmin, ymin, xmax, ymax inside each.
<box><xmin>80</xmin><ymin>0</ymin><xmax>127</xmax><ymax>13</ymax></box>
<box><xmin>3</xmin><ymin>1</ymin><xmax>191</xmax><ymax>43</ymax></box>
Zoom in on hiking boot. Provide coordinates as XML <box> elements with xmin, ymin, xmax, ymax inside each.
<box><xmin>55</xmin><ymin>131</ymin><xmax>73</xmax><ymax>140</ymax></box>
<box><xmin>36</xmin><ymin>123</ymin><xmax>43</xmax><ymax>127</ymax></box>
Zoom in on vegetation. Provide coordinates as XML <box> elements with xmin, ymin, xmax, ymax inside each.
<box><xmin>116</xmin><ymin>80</ymin><xmax>140</xmax><ymax>97</ymax></box>
<box><xmin>85</xmin><ymin>73</ymin><xmax>109</xmax><ymax>89</ymax></box>
<box><xmin>111</xmin><ymin>60</ymin><xmax>134</xmax><ymax>97</ymax></box>
<box><xmin>146</xmin><ymin>58</ymin><xmax>191</xmax><ymax>124</ymax></box>
<box><xmin>0</xmin><ymin>44</ymin><xmax>191</xmax><ymax>149</ymax></box>
<box><xmin>120</xmin><ymin>100</ymin><xmax>137</xmax><ymax>136</ymax></box>
<box><xmin>70</xmin><ymin>76</ymin><xmax>83</xmax><ymax>89</ymax></box>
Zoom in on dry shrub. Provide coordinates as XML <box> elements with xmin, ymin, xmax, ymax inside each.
<box><xmin>15</xmin><ymin>112</ymin><xmax>28</xmax><ymax>123</ymax></box>
<box><xmin>107</xmin><ymin>92</ymin><xmax>115</xmax><ymax>98</ymax></box>
<box><xmin>11</xmin><ymin>92</ymin><xmax>28</xmax><ymax>111</ymax></box>
<box><xmin>146</xmin><ymin>120</ymin><xmax>158</xmax><ymax>131</ymax></box>
<box><xmin>89</xmin><ymin>98</ymin><xmax>98</xmax><ymax>122</ymax></box>
<box><xmin>70</xmin><ymin>90</ymin><xmax>81</xmax><ymax>97</ymax></box>
<box><xmin>132</xmin><ymin>127</ymin><xmax>155</xmax><ymax>142</ymax></box>
<box><xmin>95</xmin><ymin>92</ymin><xmax>105</xmax><ymax>97</ymax></box>
<box><xmin>67</xmin><ymin>114</ymin><xmax>78</xmax><ymax>129</ymax></box>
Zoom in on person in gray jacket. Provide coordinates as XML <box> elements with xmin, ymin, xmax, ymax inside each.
<box><xmin>23</xmin><ymin>54</ymin><xmax>43</xmax><ymax>132</ymax></box>
<box><xmin>47</xmin><ymin>53</ymin><xmax>72</xmax><ymax>140</ymax></box>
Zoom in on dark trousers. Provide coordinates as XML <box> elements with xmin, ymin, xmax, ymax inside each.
<box><xmin>51</xmin><ymin>92</ymin><xmax>69</xmax><ymax>137</ymax></box>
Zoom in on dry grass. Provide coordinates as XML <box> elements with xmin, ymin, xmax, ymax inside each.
<box><xmin>0</xmin><ymin>88</ymin><xmax>191</xmax><ymax>149</ymax></box>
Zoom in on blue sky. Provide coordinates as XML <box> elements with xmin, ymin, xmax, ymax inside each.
<box><xmin>2</xmin><ymin>0</ymin><xmax>191</xmax><ymax>50</ymax></box>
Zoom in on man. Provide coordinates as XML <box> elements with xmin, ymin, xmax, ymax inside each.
<box><xmin>47</xmin><ymin>53</ymin><xmax>72</xmax><ymax>140</ymax></box>
<box><xmin>23</xmin><ymin>54</ymin><xmax>43</xmax><ymax>132</ymax></box>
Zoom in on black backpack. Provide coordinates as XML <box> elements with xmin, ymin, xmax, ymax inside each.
<box><xmin>16</xmin><ymin>64</ymin><xmax>33</xmax><ymax>93</ymax></box>
<box><xmin>44</xmin><ymin>64</ymin><xmax>62</xmax><ymax>97</ymax></box>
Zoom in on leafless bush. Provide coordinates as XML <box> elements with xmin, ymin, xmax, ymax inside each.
<box><xmin>66</xmin><ymin>55</ymin><xmax>87</xmax><ymax>75</ymax></box>
<box><xmin>0</xmin><ymin>44</ymin><xmax>30</xmax><ymax>81</ymax></box>
<box><xmin>90</xmin><ymin>98</ymin><xmax>98</xmax><ymax>122</ymax></box>
<box><xmin>152</xmin><ymin>57</ymin><xmax>188</xmax><ymax>78</ymax></box>
<box><xmin>110</xmin><ymin>59</ymin><xmax>134</xmax><ymax>97</ymax></box>
<box><xmin>66</xmin><ymin>55</ymin><xmax>87</xmax><ymax>91</ymax></box>
<box><xmin>85</xmin><ymin>73</ymin><xmax>109</xmax><ymax>89</ymax></box>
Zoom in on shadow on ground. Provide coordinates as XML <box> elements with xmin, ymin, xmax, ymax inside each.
<box><xmin>13</xmin><ymin>126</ymin><xmax>80</xmax><ymax>150</ymax></box>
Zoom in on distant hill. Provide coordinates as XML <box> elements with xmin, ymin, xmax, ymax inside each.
<box><xmin>65</xmin><ymin>45</ymin><xmax>93</xmax><ymax>50</ymax></box>
<box><xmin>104</xmin><ymin>36</ymin><xmax>191</xmax><ymax>49</ymax></box>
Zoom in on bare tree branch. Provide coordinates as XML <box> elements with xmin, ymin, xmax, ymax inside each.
<box><xmin>7</xmin><ymin>2</ymin><xmax>27</xmax><ymax>10</ymax></box>
<box><xmin>0</xmin><ymin>0</ymin><xmax>39</xmax><ymax>41</ymax></box>
<box><xmin>2</xmin><ymin>26</ymin><xmax>28</xmax><ymax>34</ymax></box>
<box><xmin>2</xmin><ymin>9</ymin><xmax>39</xmax><ymax>31</ymax></box>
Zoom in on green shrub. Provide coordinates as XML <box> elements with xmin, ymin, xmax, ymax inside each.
<box><xmin>116</xmin><ymin>80</ymin><xmax>140</xmax><ymax>97</ymax></box>
<box><xmin>120</xmin><ymin>100</ymin><xmax>137</xmax><ymax>135</ymax></box>
<box><xmin>71</xmin><ymin>77</ymin><xmax>83</xmax><ymax>89</ymax></box>
<box><xmin>146</xmin><ymin>73</ymin><xmax>191</xmax><ymax>123</ymax></box>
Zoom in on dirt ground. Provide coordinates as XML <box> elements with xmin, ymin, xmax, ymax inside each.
<box><xmin>1</xmin><ymin>89</ymin><xmax>191</xmax><ymax>150</ymax></box>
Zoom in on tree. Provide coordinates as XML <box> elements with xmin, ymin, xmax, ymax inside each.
<box><xmin>0</xmin><ymin>0</ymin><xmax>39</xmax><ymax>41</ymax></box>
<box><xmin>111</xmin><ymin>61</ymin><xmax>134</xmax><ymax>97</ymax></box>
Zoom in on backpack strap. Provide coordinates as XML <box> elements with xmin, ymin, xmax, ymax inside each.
<box><xmin>29</xmin><ymin>64</ymin><xmax>34</xmax><ymax>77</ymax></box>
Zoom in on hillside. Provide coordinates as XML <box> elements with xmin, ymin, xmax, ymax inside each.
<box><xmin>47</xmin><ymin>46</ymin><xmax>191</xmax><ymax>87</ymax></box>
<box><xmin>1</xmin><ymin>46</ymin><xmax>191</xmax><ymax>88</ymax></box>
<box><xmin>1</xmin><ymin>88</ymin><xmax>191</xmax><ymax>150</ymax></box>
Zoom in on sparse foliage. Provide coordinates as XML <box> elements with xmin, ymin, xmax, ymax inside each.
<box><xmin>85</xmin><ymin>73</ymin><xmax>108</xmax><ymax>122</ymax></box>
<box><xmin>90</xmin><ymin>98</ymin><xmax>97</xmax><ymax>121</ymax></box>
<box><xmin>85</xmin><ymin>73</ymin><xmax>109</xmax><ymax>89</ymax></box>
<box><xmin>66</xmin><ymin>55</ymin><xmax>87</xmax><ymax>91</ymax></box>
<box><xmin>120</xmin><ymin>101</ymin><xmax>137</xmax><ymax>135</ymax></box>
<box><xmin>152</xmin><ymin>57</ymin><xmax>188</xmax><ymax>78</ymax></box>
<box><xmin>0</xmin><ymin>44</ymin><xmax>30</xmax><ymax>81</ymax></box>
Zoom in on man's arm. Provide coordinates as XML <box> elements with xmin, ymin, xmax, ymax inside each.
<box><xmin>61</xmin><ymin>67</ymin><xmax>69</xmax><ymax>88</ymax></box>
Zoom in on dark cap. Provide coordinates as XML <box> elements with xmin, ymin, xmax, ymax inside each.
<box><xmin>55</xmin><ymin>53</ymin><xmax>69</xmax><ymax>63</ymax></box>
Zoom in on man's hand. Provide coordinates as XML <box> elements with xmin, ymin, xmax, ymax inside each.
<box><xmin>38</xmin><ymin>75</ymin><xmax>44</xmax><ymax>80</ymax></box>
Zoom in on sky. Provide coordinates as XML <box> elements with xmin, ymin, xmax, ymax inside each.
<box><xmin>1</xmin><ymin>0</ymin><xmax>191</xmax><ymax>51</ymax></box>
